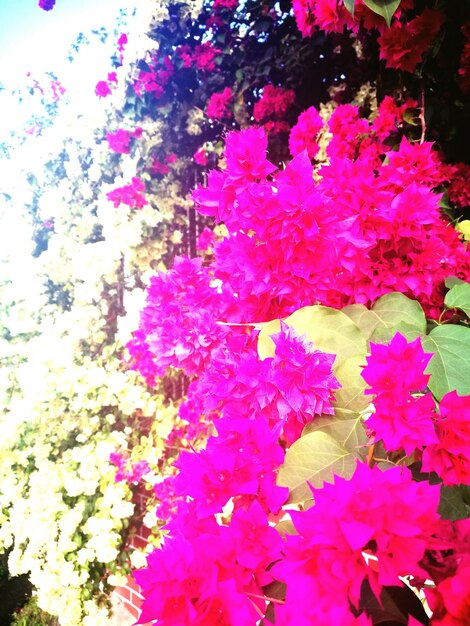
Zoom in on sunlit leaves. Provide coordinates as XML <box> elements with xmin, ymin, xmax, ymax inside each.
<box><xmin>303</xmin><ymin>414</ymin><xmax>368</xmax><ymax>458</ymax></box>
<box><xmin>277</xmin><ymin>431</ymin><xmax>357</xmax><ymax>504</ymax></box>
<box><xmin>343</xmin><ymin>293</ymin><xmax>426</xmax><ymax>343</ymax></box>
<box><xmin>258</xmin><ymin>305</ymin><xmax>366</xmax><ymax>367</ymax></box>
<box><xmin>422</xmin><ymin>325</ymin><xmax>470</xmax><ymax>400</ymax></box>
<box><xmin>332</xmin><ymin>355</ymin><xmax>370</xmax><ymax>413</ymax></box>
<box><xmin>444</xmin><ymin>281</ymin><xmax>470</xmax><ymax>317</ymax></box>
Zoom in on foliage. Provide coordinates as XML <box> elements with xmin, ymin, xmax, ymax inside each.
<box><xmin>2</xmin><ymin>0</ymin><xmax>470</xmax><ymax>624</ymax></box>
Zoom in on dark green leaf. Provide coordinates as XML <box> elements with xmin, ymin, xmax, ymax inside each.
<box><xmin>359</xmin><ymin>579</ymin><xmax>429</xmax><ymax>625</ymax></box>
<box><xmin>438</xmin><ymin>485</ymin><xmax>470</xmax><ymax>520</ymax></box>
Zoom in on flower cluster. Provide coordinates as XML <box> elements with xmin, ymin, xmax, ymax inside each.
<box><xmin>38</xmin><ymin>0</ymin><xmax>55</xmax><ymax>10</ymax></box>
<box><xmin>293</xmin><ymin>1</ymin><xmax>442</xmax><ymax>74</ymax></box>
<box><xmin>206</xmin><ymin>87</ymin><xmax>233</xmax><ymax>120</ymax></box>
<box><xmin>274</xmin><ymin>463</ymin><xmax>442</xmax><ymax>624</ymax></box>
<box><xmin>106</xmin><ymin>177</ymin><xmax>147</xmax><ymax>209</ymax></box>
<box><xmin>176</xmin><ymin>42</ymin><xmax>221</xmax><ymax>72</ymax></box>
<box><xmin>95</xmin><ymin>72</ymin><xmax>118</xmax><ymax>98</ymax></box>
<box><xmin>106</xmin><ymin>128</ymin><xmax>142</xmax><ymax>154</ymax></box>
<box><xmin>361</xmin><ymin>333</ymin><xmax>437</xmax><ymax>455</ymax></box>
<box><xmin>378</xmin><ymin>8</ymin><xmax>444</xmax><ymax>73</ymax></box>
<box><xmin>289</xmin><ymin>105</ymin><xmax>323</xmax><ymax>158</ymax></box>
<box><xmin>132</xmin><ymin>53</ymin><xmax>174</xmax><ymax>98</ymax></box>
<box><xmin>362</xmin><ymin>333</ymin><xmax>470</xmax><ymax>487</ymax></box>
<box><xmin>110</xmin><ymin>451</ymin><xmax>150</xmax><ymax>485</ymax></box>
<box><xmin>126</xmin><ymin>256</ymin><xmax>230</xmax><ymax>380</ymax></box>
<box><xmin>135</xmin><ymin>500</ymin><xmax>282</xmax><ymax>625</ymax></box>
<box><xmin>193</xmin><ymin>126</ymin><xmax>469</xmax><ymax>321</ymax></box>
<box><xmin>253</xmin><ymin>85</ymin><xmax>295</xmax><ymax>135</ymax></box>
<box><xmin>422</xmin><ymin>391</ymin><xmax>470</xmax><ymax>486</ymax></box>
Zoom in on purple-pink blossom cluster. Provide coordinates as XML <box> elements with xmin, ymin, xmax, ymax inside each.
<box><xmin>106</xmin><ymin>177</ymin><xmax>147</xmax><ymax>209</ymax></box>
<box><xmin>292</xmin><ymin>1</ymin><xmax>442</xmax><ymax>74</ymax></box>
<box><xmin>362</xmin><ymin>332</ymin><xmax>470</xmax><ymax>486</ymax></box>
<box><xmin>194</xmin><ymin>125</ymin><xmax>469</xmax><ymax>321</ymax></box>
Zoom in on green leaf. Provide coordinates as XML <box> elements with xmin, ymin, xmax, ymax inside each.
<box><xmin>421</xmin><ymin>325</ymin><xmax>470</xmax><ymax>400</ymax></box>
<box><xmin>257</xmin><ymin>318</ymin><xmax>281</xmax><ymax>360</ymax></box>
<box><xmin>303</xmin><ymin>414</ymin><xmax>368</xmax><ymax>457</ymax></box>
<box><xmin>332</xmin><ymin>355</ymin><xmax>370</xmax><ymax>412</ymax></box>
<box><xmin>438</xmin><ymin>485</ymin><xmax>470</xmax><ymax>521</ymax></box>
<box><xmin>361</xmin><ymin>0</ymin><xmax>401</xmax><ymax>26</ymax></box>
<box><xmin>343</xmin><ymin>294</ymin><xmax>426</xmax><ymax>343</ymax></box>
<box><xmin>258</xmin><ymin>305</ymin><xmax>367</xmax><ymax>366</ymax></box>
<box><xmin>277</xmin><ymin>431</ymin><xmax>356</xmax><ymax>504</ymax></box>
<box><xmin>445</xmin><ymin>276</ymin><xmax>466</xmax><ymax>289</ymax></box>
<box><xmin>444</xmin><ymin>281</ymin><xmax>470</xmax><ymax>317</ymax></box>
<box><xmin>369</xmin><ymin>293</ymin><xmax>426</xmax><ymax>342</ymax></box>
<box><xmin>343</xmin><ymin>0</ymin><xmax>355</xmax><ymax>17</ymax></box>
<box><xmin>342</xmin><ymin>304</ymin><xmax>378</xmax><ymax>341</ymax></box>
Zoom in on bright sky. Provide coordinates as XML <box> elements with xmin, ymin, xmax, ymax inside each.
<box><xmin>0</xmin><ymin>0</ymin><xmax>128</xmax><ymax>84</ymax></box>
<box><xmin>0</xmin><ymin>0</ymin><xmax>133</xmax><ymax>265</ymax></box>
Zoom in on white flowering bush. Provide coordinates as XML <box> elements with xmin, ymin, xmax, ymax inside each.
<box><xmin>0</xmin><ymin>1</ymin><xmax>207</xmax><ymax>623</ymax></box>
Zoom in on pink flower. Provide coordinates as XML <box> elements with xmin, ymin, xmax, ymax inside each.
<box><xmin>106</xmin><ymin>129</ymin><xmax>133</xmax><ymax>154</ymax></box>
<box><xmin>269</xmin><ymin>322</ymin><xmax>341</xmax><ymax>442</ymax></box>
<box><xmin>312</xmin><ymin>0</ymin><xmax>356</xmax><ymax>34</ymax></box>
<box><xmin>426</xmin><ymin>556</ymin><xmax>470</xmax><ymax>625</ymax></box>
<box><xmin>39</xmin><ymin>0</ymin><xmax>55</xmax><ymax>10</ymax></box>
<box><xmin>367</xmin><ymin>392</ymin><xmax>438</xmax><ymax>455</ymax></box>
<box><xmin>193</xmin><ymin>43</ymin><xmax>221</xmax><ymax>72</ymax></box>
<box><xmin>107</xmin><ymin>177</ymin><xmax>147</xmax><ymax>209</ymax></box>
<box><xmin>253</xmin><ymin>85</ymin><xmax>295</xmax><ymax>123</ymax></box>
<box><xmin>117</xmin><ymin>33</ymin><xmax>128</xmax><ymax>52</ymax></box>
<box><xmin>173</xmin><ymin>414</ymin><xmax>287</xmax><ymax>517</ymax></box>
<box><xmin>289</xmin><ymin>106</ymin><xmax>323</xmax><ymax>158</ymax></box>
<box><xmin>206</xmin><ymin>87</ymin><xmax>233</xmax><ymax>120</ymax></box>
<box><xmin>134</xmin><ymin>511</ymin><xmax>266</xmax><ymax>625</ymax></box>
<box><xmin>127</xmin><ymin>256</ymin><xmax>230</xmax><ymax>378</ymax></box>
<box><xmin>274</xmin><ymin>463</ymin><xmax>441</xmax><ymax>623</ymax></box>
<box><xmin>95</xmin><ymin>80</ymin><xmax>112</xmax><ymax>98</ymax></box>
<box><xmin>448</xmin><ymin>163</ymin><xmax>470</xmax><ymax>209</ymax></box>
<box><xmin>378</xmin><ymin>8</ymin><xmax>444</xmax><ymax>73</ymax></box>
<box><xmin>213</xmin><ymin>0</ymin><xmax>239</xmax><ymax>8</ymax></box>
<box><xmin>362</xmin><ymin>333</ymin><xmax>433</xmax><ymax>397</ymax></box>
<box><xmin>224</xmin><ymin>127</ymin><xmax>277</xmax><ymax>181</ymax></box>
<box><xmin>194</xmin><ymin>147</ymin><xmax>208</xmax><ymax>166</ymax></box>
<box><xmin>292</xmin><ymin>0</ymin><xmax>316</xmax><ymax>37</ymax></box>
<box><xmin>196</xmin><ymin>227</ymin><xmax>215</xmax><ymax>251</ymax></box>
<box><xmin>422</xmin><ymin>391</ymin><xmax>470</xmax><ymax>486</ymax></box>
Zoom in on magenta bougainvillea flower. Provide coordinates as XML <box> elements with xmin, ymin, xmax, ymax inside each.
<box><xmin>289</xmin><ymin>106</ymin><xmax>323</xmax><ymax>158</ymax></box>
<box><xmin>362</xmin><ymin>333</ymin><xmax>433</xmax><ymax>396</ymax></box>
<box><xmin>378</xmin><ymin>8</ymin><xmax>444</xmax><ymax>73</ymax></box>
<box><xmin>422</xmin><ymin>391</ymin><xmax>470</xmax><ymax>485</ymax></box>
<box><xmin>38</xmin><ymin>0</ymin><xmax>55</xmax><ymax>10</ymax></box>
<box><xmin>173</xmin><ymin>414</ymin><xmax>287</xmax><ymax>517</ymax></box>
<box><xmin>361</xmin><ymin>333</ymin><xmax>438</xmax><ymax>454</ymax></box>
<box><xmin>273</xmin><ymin>463</ymin><xmax>441</xmax><ymax>623</ymax></box>
<box><xmin>206</xmin><ymin>87</ymin><xmax>233</xmax><ymax>120</ymax></box>
<box><xmin>106</xmin><ymin>177</ymin><xmax>147</xmax><ymax>209</ymax></box>
<box><xmin>253</xmin><ymin>85</ymin><xmax>295</xmax><ymax>124</ymax></box>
